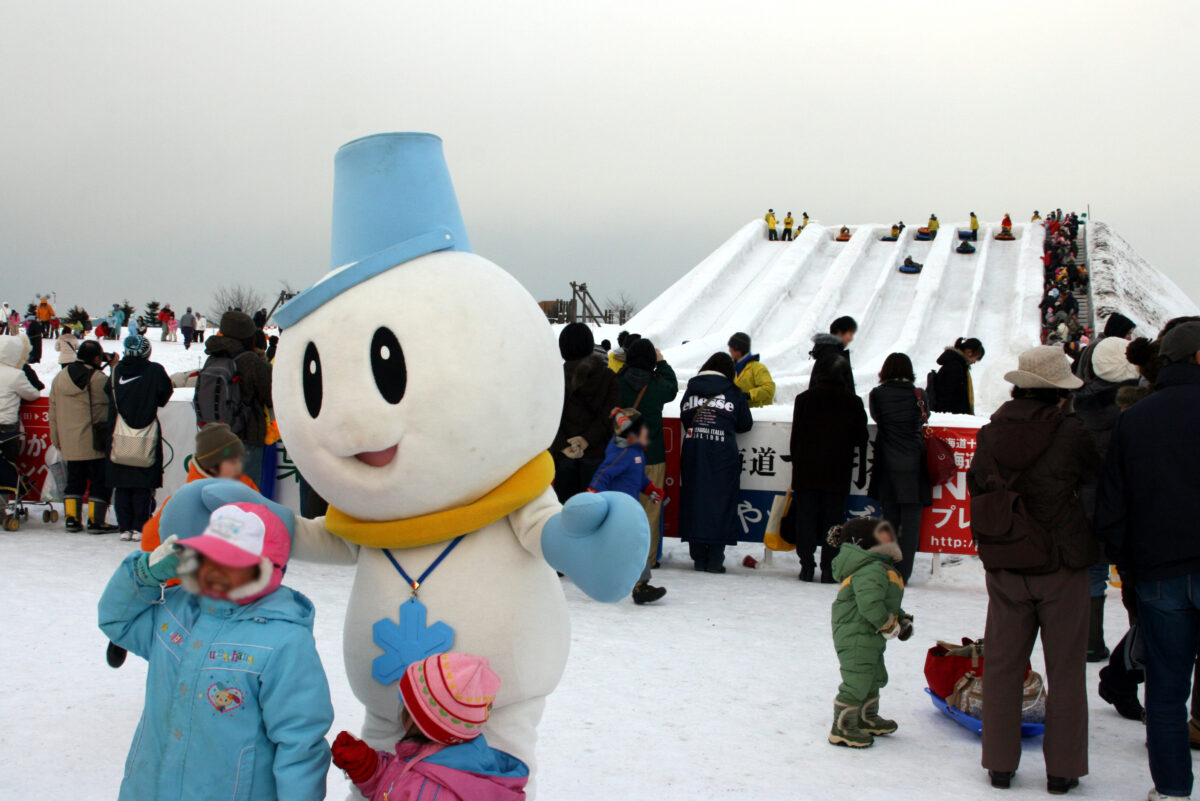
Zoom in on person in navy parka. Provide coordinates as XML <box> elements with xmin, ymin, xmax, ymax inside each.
<box><xmin>99</xmin><ymin>501</ymin><xmax>334</xmax><ymax>801</ymax></box>
<box><xmin>678</xmin><ymin>353</ymin><xmax>754</xmax><ymax>573</ymax></box>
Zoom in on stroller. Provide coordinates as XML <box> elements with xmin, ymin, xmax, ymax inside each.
<box><xmin>1</xmin><ymin>428</ymin><xmax>61</xmax><ymax>531</ymax></box>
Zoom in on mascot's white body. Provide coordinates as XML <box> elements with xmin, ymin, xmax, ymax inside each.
<box><xmin>275</xmin><ymin>249</ymin><xmax>570</xmax><ymax>773</ymax></box>
<box><xmin>176</xmin><ymin>134</ymin><xmax>655</xmax><ymax>798</ymax></box>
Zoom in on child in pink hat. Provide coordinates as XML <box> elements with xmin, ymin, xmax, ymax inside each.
<box><xmin>332</xmin><ymin>651</ymin><xmax>529</xmax><ymax>800</ymax></box>
<box><xmin>98</xmin><ymin>502</ymin><xmax>333</xmax><ymax>801</ymax></box>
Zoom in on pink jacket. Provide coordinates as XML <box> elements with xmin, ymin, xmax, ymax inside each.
<box><xmin>355</xmin><ymin>738</ymin><xmax>528</xmax><ymax>801</ymax></box>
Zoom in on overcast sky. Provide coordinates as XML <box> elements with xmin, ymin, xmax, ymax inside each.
<box><xmin>2</xmin><ymin>1</ymin><xmax>1197</xmax><ymax>320</ymax></box>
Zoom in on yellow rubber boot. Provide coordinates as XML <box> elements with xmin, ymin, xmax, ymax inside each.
<box><xmin>64</xmin><ymin>498</ymin><xmax>82</xmax><ymax>532</ymax></box>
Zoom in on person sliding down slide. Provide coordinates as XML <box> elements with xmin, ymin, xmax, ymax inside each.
<box><xmin>899</xmin><ymin>256</ymin><xmax>923</xmax><ymax>274</ymax></box>
<box><xmin>957</xmin><ymin>238</ymin><xmax>976</xmax><ymax>254</ymax></box>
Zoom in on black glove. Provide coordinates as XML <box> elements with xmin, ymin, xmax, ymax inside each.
<box><xmin>898</xmin><ymin>616</ymin><xmax>914</xmax><ymax>642</ymax></box>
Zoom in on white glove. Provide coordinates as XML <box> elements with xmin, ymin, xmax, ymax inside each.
<box><xmin>879</xmin><ymin>615</ymin><xmax>900</xmax><ymax>640</ymax></box>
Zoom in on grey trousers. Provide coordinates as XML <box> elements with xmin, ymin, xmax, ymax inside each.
<box><xmin>982</xmin><ymin>567</ymin><xmax>1090</xmax><ymax>778</ymax></box>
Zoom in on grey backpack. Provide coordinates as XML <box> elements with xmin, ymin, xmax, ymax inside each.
<box><xmin>193</xmin><ymin>352</ymin><xmax>253</xmax><ymax>435</ymax></box>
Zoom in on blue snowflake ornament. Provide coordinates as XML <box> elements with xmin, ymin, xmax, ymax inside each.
<box><xmin>371</xmin><ymin>598</ymin><xmax>454</xmax><ymax>684</ymax></box>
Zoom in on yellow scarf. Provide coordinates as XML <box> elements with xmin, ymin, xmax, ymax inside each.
<box><xmin>324</xmin><ymin>452</ymin><xmax>554</xmax><ymax>549</ymax></box>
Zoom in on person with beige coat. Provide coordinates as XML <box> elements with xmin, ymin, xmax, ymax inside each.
<box><xmin>48</xmin><ymin>340</ymin><xmax>117</xmax><ymax>533</ymax></box>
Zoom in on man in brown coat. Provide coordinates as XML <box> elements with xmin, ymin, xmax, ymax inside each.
<box><xmin>967</xmin><ymin>346</ymin><xmax>1100</xmax><ymax>794</ymax></box>
<box><xmin>201</xmin><ymin>311</ymin><xmax>272</xmax><ymax>487</ymax></box>
<box><xmin>48</xmin><ymin>340</ymin><xmax>118</xmax><ymax>533</ymax></box>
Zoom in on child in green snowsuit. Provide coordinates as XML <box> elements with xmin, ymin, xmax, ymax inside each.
<box><xmin>827</xmin><ymin>517</ymin><xmax>914</xmax><ymax>748</ymax></box>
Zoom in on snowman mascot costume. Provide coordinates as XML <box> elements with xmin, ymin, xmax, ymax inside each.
<box><xmin>161</xmin><ymin>133</ymin><xmax>648</xmax><ymax>792</ymax></box>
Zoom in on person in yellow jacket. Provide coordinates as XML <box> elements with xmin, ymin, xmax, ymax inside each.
<box><xmin>1031</xmin><ymin>210</ymin><xmax>1042</xmax><ymax>222</ymax></box>
<box><xmin>783</xmin><ymin>212</ymin><xmax>795</xmax><ymax>241</ymax></box>
<box><xmin>969</xmin><ymin>212</ymin><xmax>980</xmax><ymax>241</ymax></box>
<box><xmin>765</xmin><ymin>209</ymin><xmax>778</xmax><ymax>241</ymax></box>
<box><xmin>801</xmin><ymin>212</ymin><xmax>810</xmax><ymax>230</ymax></box>
<box><xmin>729</xmin><ymin>331</ymin><xmax>775</xmax><ymax>407</ymax></box>
<box><xmin>927</xmin><ymin>214</ymin><xmax>939</xmax><ymax>239</ymax></box>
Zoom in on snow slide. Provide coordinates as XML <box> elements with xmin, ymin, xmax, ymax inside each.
<box><xmin>629</xmin><ymin>219</ymin><xmax>1050</xmax><ymax>414</ymax></box>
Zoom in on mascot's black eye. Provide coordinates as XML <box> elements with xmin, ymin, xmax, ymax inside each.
<box><xmin>370</xmin><ymin>327</ymin><xmax>406</xmax><ymax>405</ymax></box>
<box><xmin>302</xmin><ymin>342</ymin><xmax>322</xmax><ymax>418</ymax></box>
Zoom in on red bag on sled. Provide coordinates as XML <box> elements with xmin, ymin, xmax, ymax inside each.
<box><xmin>925</xmin><ymin>639</ymin><xmax>985</xmax><ymax>699</ymax></box>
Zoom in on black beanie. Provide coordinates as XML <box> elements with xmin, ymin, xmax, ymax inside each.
<box><xmin>728</xmin><ymin>331</ymin><xmax>752</xmax><ymax>354</ymax></box>
<box><xmin>1103</xmin><ymin>313</ymin><xmax>1136</xmax><ymax>339</ymax></box>
<box><xmin>625</xmin><ymin>337</ymin><xmax>657</xmax><ymax>370</ymax></box>
<box><xmin>827</xmin><ymin>517</ymin><xmax>894</xmax><ymax>551</ymax></box>
<box><xmin>558</xmin><ymin>323</ymin><xmax>595</xmax><ymax>361</ymax></box>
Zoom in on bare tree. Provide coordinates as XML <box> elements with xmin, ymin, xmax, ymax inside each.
<box><xmin>606</xmin><ymin>291</ymin><xmax>638</xmax><ymax>323</ymax></box>
<box><xmin>210</xmin><ymin>283</ymin><xmax>265</xmax><ymax>321</ymax></box>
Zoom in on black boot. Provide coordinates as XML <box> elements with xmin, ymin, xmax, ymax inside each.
<box><xmin>1047</xmin><ymin>776</ymin><xmax>1079</xmax><ymax>795</ymax></box>
<box><xmin>631</xmin><ymin>582</ymin><xmax>667</xmax><ymax>605</ymax></box>
<box><xmin>106</xmin><ymin>641</ymin><xmax>127</xmax><ymax>668</ymax></box>
<box><xmin>1087</xmin><ymin>596</ymin><xmax>1109</xmax><ymax>662</ymax></box>
<box><xmin>989</xmin><ymin>770</ymin><xmax>1014</xmax><ymax>789</ymax></box>
<box><xmin>87</xmin><ymin>501</ymin><xmax>119</xmax><ymax>534</ymax></box>
<box><xmin>799</xmin><ymin>564</ymin><xmax>815</xmax><ymax>582</ymax></box>
<box><xmin>1098</xmin><ymin>680</ymin><xmax>1145</xmax><ymax>721</ymax></box>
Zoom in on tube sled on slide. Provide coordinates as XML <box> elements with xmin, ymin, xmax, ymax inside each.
<box><xmin>914</xmin><ymin>227</ymin><xmax>935</xmax><ymax>241</ymax></box>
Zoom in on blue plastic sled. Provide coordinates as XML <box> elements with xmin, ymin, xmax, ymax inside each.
<box><xmin>899</xmin><ymin>265</ymin><xmax>922</xmax><ymax>274</ymax></box>
<box><xmin>914</xmin><ymin>232</ymin><xmax>932</xmax><ymax>241</ymax></box>
<box><xmin>925</xmin><ymin>688</ymin><xmax>1045</xmax><ymax>738</ymax></box>
<box><xmin>881</xmin><ymin>236</ymin><xmax>898</xmax><ymax>241</ymax></box>
<box><xmin>958</xmin><ymin>230</ymin><xmax>975</xmax><ymax>241</ymax></box>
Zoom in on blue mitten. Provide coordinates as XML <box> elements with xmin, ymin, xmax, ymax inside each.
<box><xmin>159</xmin><ymin>479</ymin><xmax>297</xmax><ymax>543</ymax></box>
<box><xmin>542</xmin><ymin>492</ymin><xmax>649</xmax><ymax>603</ymax></box>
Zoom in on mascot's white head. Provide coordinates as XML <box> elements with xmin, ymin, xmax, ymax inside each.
<box><xmin>273</xmin><ymin>133</ymin><xmax>562</xmax><ymax>521</ymax></box>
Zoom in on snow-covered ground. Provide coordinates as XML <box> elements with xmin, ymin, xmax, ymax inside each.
<box><xmin>0</xmin><ymin>521</ymin><xmax>1161</xmax><ymax>800</ymax></box>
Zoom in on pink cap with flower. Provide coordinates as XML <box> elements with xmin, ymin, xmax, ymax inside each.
<box><xmin>399</xmin><ymin>652</ymin><xmax>501</xmax><ymax>745</ymax></box>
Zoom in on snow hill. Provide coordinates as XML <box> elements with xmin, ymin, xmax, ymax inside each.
<box><xmin>629</xmin><ymin>218</ymin><xmax>1196</xmax><ymax>416</ymax></box>
<box><xmin>1088</xmin><ymin>221</ymin><xmax>1200</xmax><ymax>337</ymax></box>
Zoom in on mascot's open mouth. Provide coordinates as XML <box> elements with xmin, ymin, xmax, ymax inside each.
<box><xmin>354</xmin><ymin>444</ymin><xmax>398</xmax><ymax>467</ymax></box>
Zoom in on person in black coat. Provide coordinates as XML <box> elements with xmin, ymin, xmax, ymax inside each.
<box><xmin>678</xmin><ymin>352</ymin><xmax>753</xmax><ymax>573</ymax></box>
<box><xmin>105</xmin><ymin>335</ymin><xmax>173</xmax><ymax>539</ymax></box>
<box><xmin>931</xmin><ymin>337</ymin><xmax>985</xmax><ymax>414</ymax></box>
<box><xmin>789</xmin><ymin>354</ymin><xmax>868</xmax><ymax>582</ymax></box>
<box><xmin>808</xmin><ymin>315</ymin><xmax>858</xmax><ymax>391</ymax></box>
<box><xmin>868</xmin><ymin>352</ymin><xmax>932</xmax><ymax>582</ymax></box>
<box><xmin>1095</xmin><ymin>322</ymin><xmax>1200</xmax><ymax>800</ymax></box>
<box><xmin>25</xmin><ymin>318</ymin><xmax>44</xmax><ymax>364</ymax></box>
<box><xmin>551</xmin><ymin>323</ymin><xmax>619</xmax><ymax>502</ymax></box>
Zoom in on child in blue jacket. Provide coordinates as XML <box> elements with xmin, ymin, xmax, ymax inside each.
<box><xmin>99</xmin><ymin>502</ymin><xmax>334</xmax><ymax>801</ymax></box>
<box><xmin>589</xmin><ymin>408</ymin><xmax>666</xmax><ymax>604</ymax></box>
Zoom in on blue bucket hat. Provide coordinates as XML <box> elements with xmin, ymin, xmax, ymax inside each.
<box><xmin>274</xmin><ymin>133</ymin><xmax>472</xmax><ymax>328</ymax></box>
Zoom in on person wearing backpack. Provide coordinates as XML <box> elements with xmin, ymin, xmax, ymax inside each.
<box><xmin>105</xmin><ymin>335</ymin><xmax>174</xmax><ymax>541</ymax></box>
<box><xmin>197</xmin><ymin>311</ymin><xmax>272</xmax><ymax>488</ymax></box>
<box><xmin>966</xmin><ymin>346</ymin><xmax>1099</xmax><ymax>794</ymax></box>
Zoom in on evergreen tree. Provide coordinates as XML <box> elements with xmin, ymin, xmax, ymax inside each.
<box><xmin>141</xmin><ymin>300</ymin><xmax>161</xmax><ymax>329</ymax></box>
<box><xmin>119</xmin><ymin>300</ymin><xmax>137</xmax><ymax>331</ymax></box>
<box><xmin>65</xmin><ymin>305</ymin><xmax>91</xmax><ymax>328</ymax></box>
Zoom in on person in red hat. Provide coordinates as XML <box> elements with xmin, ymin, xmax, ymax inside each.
<box><xmin>332</xmin><ymin>651</ymin><xmax>529</xmax><ymax>801</ymax></box>
<box><xmin>98</xmin><ymin>502</ymin><xmax>334</xmax><ymax>801</ymax></box>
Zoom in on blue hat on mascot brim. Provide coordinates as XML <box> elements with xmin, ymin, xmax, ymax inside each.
<box><xmin>274</xmin><ymin>132</ymin><xmax>472</xmax><ymax>328</ymax></box>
